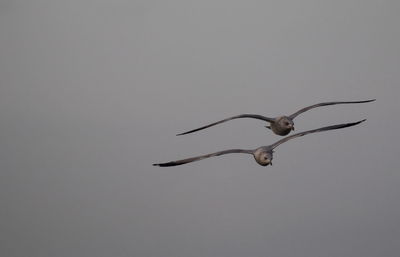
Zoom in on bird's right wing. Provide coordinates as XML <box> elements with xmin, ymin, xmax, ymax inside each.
<box><xmin>153</xmin><ymin>149</ymin><xmax>253</xmax><ymax>167</ymax></box>
<box><xmin>176</xmin><ymin>114</ymin><xmax>275</xmax><ymax>136</ymax></box>
<box><xmin>270</xmin><ymin>119</ymin><xmax>366</xmax><ymax>150</ymax></box>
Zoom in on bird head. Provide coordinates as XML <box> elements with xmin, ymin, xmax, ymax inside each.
<box><xmin>253</xmin><ymin>148</ymin><xmax>274</xmax><ymax>166</ymax></box>
<box><xmin>280</xmin><ymin>116</ymin><xmax>294</xmax><ymax>131</ymax></box>
<box><xmin>269</xmin><ymin>116</ymin><xmax>294</xmax><ymax>136</ymax></box>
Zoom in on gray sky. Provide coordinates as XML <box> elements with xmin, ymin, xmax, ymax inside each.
<box><xmin>1</xmin><ymin>1</ymin><xmax>399</xmax><ymax>256</ymax></box>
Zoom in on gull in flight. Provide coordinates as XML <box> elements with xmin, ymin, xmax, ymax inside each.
<box><xmin>177</xmin><ymin>99</ymin><xmax>374</xmax><ymax>136</ymax></box>
<box><xmin>154</xmin><ymin>119</ymin><xmax>365</xmax><ymax>167</ymax></box>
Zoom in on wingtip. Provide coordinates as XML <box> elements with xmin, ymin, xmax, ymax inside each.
<box><xmin>353</xmin><ymin>119</ymin><xmax>367</xmax><ymax>125</ymax></box>
<box><xmin>176</xmin><ymin>131</ymin><xmax>190</xmax><ymax>136</ymax></box>
<box><xmin>153</xmin><ymin>163</ymin><xmax>160</xmax><ymax>166</ymax></box>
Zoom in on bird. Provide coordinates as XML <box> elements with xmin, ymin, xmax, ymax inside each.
<box><xmin>176</xmin><ymin>99</ymin><xmax>375</xmax><ymax>136</ymax></box>
<box><xmin>154</xmin><ymin>119</ymin><xmax>366</xmax><ymax>167</ymax></box>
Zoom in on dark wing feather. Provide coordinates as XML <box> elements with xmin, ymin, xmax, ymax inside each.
<box><xmin>270</xmin><ymin>119</ymin><xmax>366</xmax><ymax>150</ymax></box>
<box><xmin>177</xmin><ymin>114</ymin><xmax>275</xmax><ymax>136</ymax></box>
<box><xmin>153</xmin><ymin>149</ymin><xmax>253</xmax><ymax>167</ymax></box>
<box><xmin>288</xmin><ymin>99</ymin><xmax>375</xmax><ymax>119</ymax></box>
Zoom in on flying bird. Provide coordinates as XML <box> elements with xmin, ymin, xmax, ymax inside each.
<box><xmin>176</xmin><ymin>99</ymin><xmax>374</xmax><ymax>136</ymax></box>
<box><xmin>154</xmin><ymin>119</ymin><xmax>366</xmax><ymax>167</ymax></box>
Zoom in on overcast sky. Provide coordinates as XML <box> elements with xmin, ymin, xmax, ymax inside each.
<box><xmin>1</xmin><ymin>1</ymin><xmax>400</xmax><ymax>257</ymax></box>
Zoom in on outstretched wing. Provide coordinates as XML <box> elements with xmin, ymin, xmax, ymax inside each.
<box><xmin>288</xmin><ymin>99</ymin><xmax>375</xmax><ymax>119</ymax></box>
<box><xmin>177</xmin><ymin>114</ymin><xmax>275</xmax><ymax>136</ymax></box>
<box><xmin>270</xmin><ymin>119</ymin><xmax>366</xmax><ymax>150</ymax></box>
<box><xmin>153</xmin><ymin>149</ymin><xmax>253</xmax><ymax>167</ymax></box>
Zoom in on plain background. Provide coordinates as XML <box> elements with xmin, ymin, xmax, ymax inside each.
<box><xmin>1</xmin><ymin>1</ymin><xmax>399</xmax><ymax>256</ymax></box>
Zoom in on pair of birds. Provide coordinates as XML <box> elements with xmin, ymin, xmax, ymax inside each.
<box><xmin>153</xmin><ymin>99</ymin><xmax>375</xmax><ymax>167</ymax></box>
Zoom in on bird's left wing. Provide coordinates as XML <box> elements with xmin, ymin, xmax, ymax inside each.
<box><xmin>270</xmin><ymin>119</ymin><xmax>366</xmax><ymax>150</ymax></box>
<box><xmin>288</xmin><ymin>99</ymin><xmax>375</xmax><ymax>119</ymax></box>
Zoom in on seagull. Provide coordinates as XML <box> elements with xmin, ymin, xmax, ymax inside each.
<box><xmin>177</xmin><ymin>99</ymin><xmax>374</xmax><ymax>136</ymax></box>
<box><xmin>154</xmin><ymin>119</ymin><xmax>366</xmax><ymax>167</ymax></box>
